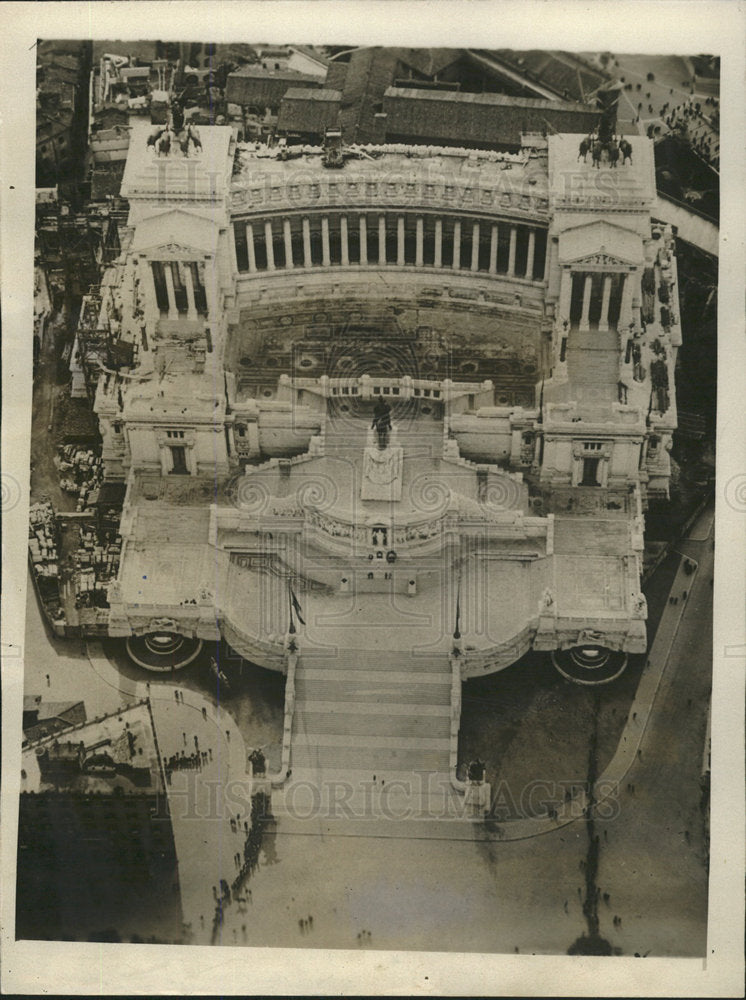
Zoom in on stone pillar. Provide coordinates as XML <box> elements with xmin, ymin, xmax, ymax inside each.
<box><xmin>228</xmin><ymin>222</ymin><xmax>239</xmax><ymax>274</ymax></box>
<box><xmin>321</xmin><ymin>216</ymin><xmax>330</xmax><ymax>267</ymax></box>
<box><xmin>147</xmin><ymin>260</ymin><xmax>160</xmax><ymax>316</ymax></box>
<box><xmin>397</xmin><ymin>215</ymin><xmax>405</xmax><ymax>266</ymax></box>
<box><xmin>183</xmin><ymin>261</ymin><xmax>197</xmax><ymax>319</ymax></box>
<box><xmin>452</xmin><ymin>219</ymin><xmax>461</xmax><ymax>270</ymax></box>
<box><xmin>378</xmin><ymin>214</ymin><xmax>386</xmax><ymax>265</ymax></box>
<box><xmin>283</xmin><ymin>218</ymin><xmax>293</xmax><ymax>268</ymax></box>
<box><xmin>434</xmin><ymin>218</ymin><xmax>443</xmax><ymax>268</ymax></box>
<box><xmin>359</xmin><ymin>215</ymin><xmax>367</xmax><ymax>265</ymax></box>
<box><xmin>580</xmin><ymin>273</ymin><xmax>593</xmax><ymax>331</ymax></box>
<box><xmin>507</xmin><ymin>226</ymin><xmax>518</xmax><ymax>277</ymax></box>
<box><xmin>489</xmin><ymin>224</ymin><xmax>498</xmax><ymax>274</ymax></box>
<box><xmin>340</xmin><ymin>215</ymin><xmax>349</xmax><ymax>266</ymax></box>
<box><xmin>163</xmin><ymin>262</ymin><xmax>178</xmax><ymax>319</ymax></box>
<box><xmin>598</xmin><ymin>274</ymin><xmax>613</xmax><ymax>332</ymax></box>
<box><xmin>245</xmin><ymin>224</ymin><xmax>257</xmax><ymax>272</ymax></box>
<box><xmin>558</xmin><ymin>268</ymin><xmax>572</xmax><ymax>324</ymax></box>
<box><xmin>302</xmin><ymin>217</ymin><xmax>311</xmax><ymax>267</ymax></box>
<box><xmin>526</xmin><ymin>228</ymin><xmax>536</xmax><ymax>280</ymax></box>
<box><xmin>619</xmin><ymin>270</ymin><xmax>634</xmax><ymax>329</ymax></box>
<box><xmin>264</xmin><ymin>220</ymin><xmax>275</xmax><ymax>270</ymax></box>
<box><xmin>471</xmin><ymin>221</ymin><xmax>480</xmax><ymax>271</ymax></box>
<box><xmin>415</xmin><ymin>216</ymin><xmax>424</xmax><ymax>267</ymax></box>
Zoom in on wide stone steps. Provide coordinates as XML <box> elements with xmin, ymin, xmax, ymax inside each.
<box><xmin>294</xmin><ymin>709</ymin><xmax>452</xmax><ymax>740</ymax></box>
<box><xmin>295</xmin><ymin>675</ymin><xmax>452</xmax><ymax>706</ymax></box>
<box><xmin>289</xmin><ymin>744</ymin><xmax>451</xmax><ymax>774</ymax></box>
<box><xmin>300</xmin><ymin>651</ymin><xmax>452</xmax><ymax>673</ymax></box>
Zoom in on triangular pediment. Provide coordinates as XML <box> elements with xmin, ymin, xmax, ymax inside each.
<box><xmin>558</xmin><ymin>219</ymin><xmax>644</xmax><ymax>266</ymax></box>
<box><xmin>131</xmin><ymin>208</ymin><xmax>219</xmax><ymax>256</ymax></box>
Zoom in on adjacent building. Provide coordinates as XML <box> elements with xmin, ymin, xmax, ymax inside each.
<box><xmin>16</xmin><ymin>700</ymin><xmax>181</xmax><ymax>942</ymax></box>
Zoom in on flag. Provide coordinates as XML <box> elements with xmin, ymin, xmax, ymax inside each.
<box><xmin>289</xmin><ymin>583</ymin><xmax>306</xmax><ymax>626</ymax></box>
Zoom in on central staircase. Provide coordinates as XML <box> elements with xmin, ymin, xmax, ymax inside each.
<box><xmin>270</xmin><ymin>647</ymin><xmax>474</xmax><ymax>832</ymax></box>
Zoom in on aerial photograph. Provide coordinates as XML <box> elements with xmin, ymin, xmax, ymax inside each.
<box><xmin>17</xmin><ymin>36</ymin><xmax>718</xmax><ymax>958</ymax></box>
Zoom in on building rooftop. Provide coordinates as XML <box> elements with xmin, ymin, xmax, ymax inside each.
<box><xmin>230</xmin><ymin>140</ymin><xmax>548</xmax><ymax>216</ymax></box>
<box><xmin>382</xmin><ymin>87</ymin><xmax>599</xmax><ymax>148</ymax></box>
<box><xmin>21</xmin><ymin>700</ymin><xmax>164</xmax><ymax>796</ymax></box>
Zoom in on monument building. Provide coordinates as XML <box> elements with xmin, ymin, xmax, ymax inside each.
<box><xmin>85</xmin><ymin>113</ymin><xmax>680</xmax><ymax>801</ymax></box>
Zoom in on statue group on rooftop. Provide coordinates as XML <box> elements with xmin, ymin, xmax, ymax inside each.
<box><xmin>147</xmin><ymin>100</ymin><xmax>203</xmax><ymax>157</ymax></box>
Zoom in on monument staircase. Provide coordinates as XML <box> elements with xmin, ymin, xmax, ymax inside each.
<box><xmin>269</xmin><ymin>645</ymin><xmax>475</xmax><ymax>833</ymax></box>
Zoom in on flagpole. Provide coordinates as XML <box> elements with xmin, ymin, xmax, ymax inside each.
<box><xmin>453</xmin><ymin>569</ymin><xmax>461</xmax><ymax>641</ymax></box>
<box><xmin>288</xmin><ymin>580</ymin><xmax>296</xmax><ymax>634</ymax></box>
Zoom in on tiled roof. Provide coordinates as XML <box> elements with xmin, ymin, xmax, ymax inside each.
<box><xmin>382</xmin><ymin>87</ymin><xmax>598</xmax><ymax>148</ymax></box>
<box><xmin>488</xmin><ymin>50</ymin><xmax>609</xmax><ymax>103</ymax></box>
<box><xmin>277</xmin><ymin>89</ymin><xmax>342</xmax><ymax>133</ymax></box>
<box><xmin>226</xmin><ymin>66</ymin><xmax>322</xmax><ymax>106</ymax></box>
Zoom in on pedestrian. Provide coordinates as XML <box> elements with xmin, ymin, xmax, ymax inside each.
<box><xmin>632</xmin><ymin>712</ymin><xmax>637</xmax><ymax>721</ymax></box>
<box><xmin>209</xmin><ymin>748</ymin><xmax>213</xmax><ymax>760</ymax></box>
<box><xmin>175</xmin><ymin>690</ymin><xmax>179</xmax><ymax>702</ymax></box>
<box><xmin>299</xmin><ymin>918</ymin><xmax>305</xmax><ymax>933</ymax></box>
<box><xmin>183</xmin><ymin>732</ymin><xmax>187</xmax><ymax>745</ymax></box>
<box><xmin>563</xmin><ymin>899</ymin><xmax>568</xmax><ymax>913</ymax></box>
<box><xmin>308</xmin><ymin>915</ymin><xmax>313</xmax><ymax>928</ymax></box>
<box><xmin>45</xmin><ymin>673</ymin><xmax>50</xmax><ymax>686</ymax></box>
<box><xmin>202</xmin><ymin>706</ymin><xmax>207</xmax><ymax>719</ymax></box>
<box><xmin>226</xmin><ymin>730</ymin><xmax>230</xmax><ymax>742</ymax></box>
<box><xmin>637</xmin><ymin>749</ymin><xmax>642</xmax><ymax>759</ymax></box>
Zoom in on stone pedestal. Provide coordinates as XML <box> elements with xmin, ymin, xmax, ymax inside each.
<box><xmin>361</xmin><ymin>428</ymin><xmax>403</xmax><ymax>501</ymax></box>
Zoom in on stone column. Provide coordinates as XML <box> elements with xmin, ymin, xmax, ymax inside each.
<box><xmin>526</xmin><ymin>228</ymin><xmax>536</xmax><ymax>280</ymax></box>
<box><xmin>147</xmin><ymin>260</ymin><xmax>161</xmax><ymax>317</ymax></box>
<box><xmin>619</xmin><ymin>270</ymin><xmax>634</xmax><ymax>330</ymax></box>
<box><xmin>245</xmin><ymin>224</ymin><xmax>257</xmax><ymax>273</ymax></box>
<box><xmin>397</xmin><ymin>215</ymin><xmax>405</xmax><ymax>266</ymax></box>
<box><xmin>321</xmin><ymin>216</ymin><xmax>331</xmax><ymax>267</ymax></box>
<box><xmin>283</xmin><ymin>218</ymin><xmax>293</xmax><ymax>268</ymax></box>
<box><xmin>415</xmin><ymin>216</ymin><xmax>424</xmax><ymax>267</ymax></box>
<box><xmin>264</xmin><ymin>220</ymin><xmax>275</xmax><ymax>270</ymax></box>
<box><xmin>340</xmin><ymin>215</ymin><xmax>349</xmax><ymax>266</ymax></box>
<box><xmin>183</xmin><ymin>262</ymin><xmax>197</xmax><ymax>319</ymax></box>
<box><xmin>598</xmin><ymin>274</ymin><xmax>613</xmax><ymax>331</ymax></box>
<box><xmin>163</xmin><ymin>262</ymin><xmax>178</xmax><ymax>318</ymax></box>
<box><xmin>558</xmin><ymin>268</ymin><xmax>572</xmax><ymax>324</ymax></box>
<box><xmin>489</xmin><ymin>224</ymin><xmax>498</xmax><ymax>274</ymax></box>
<box><xmin>302</xmin><ymin>217</ymin><xmax>311</xmax><ymax>267</ymax></box>
<box><xmin>452</xmin><ymin>219</ymin><xmax>461</xmax><ymax>270</ymax></box>
<box><xmin>378</xmin><ymin>214</ymin><xmax>386</xmax><ymax>265</ymax></box>
<box><xmin>359</xmin><ymin>215</ymin><xmax>367</xmax><ymax>265</ymax></box>
<box><xmin>471</xmin><ymin>221</ymin><xmax>480</xmax><ymax>272</ymax></box>
<box><xmin>434</xmin><ymin>218</ymin><xmax>443</xmax><ymax>268</ymax></box>
<box><xmin>228</xmin><ymin>222</ymin><xmax>239</xmax><ymax>274</ymax></box>
<box><xmin>580</xmin><ymin>273</ymin><xmax>593</xmax><ymax>331</ymax></box>
<box><xmin>507</xmin><ymin>226</ymin><xmax>518</xmax><ymax>277</ymax></box>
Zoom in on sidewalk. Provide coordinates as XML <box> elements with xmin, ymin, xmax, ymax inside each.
<box><xmin>85</xmin><ymin>643</ymin><xmax>254</xmax><ymax>945</ymax></box>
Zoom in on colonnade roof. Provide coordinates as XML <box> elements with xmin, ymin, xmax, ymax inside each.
<box><xmin>230</xmin><ymin>142</ymin><xmax>550</xmax><ymax>217</ymax></box>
